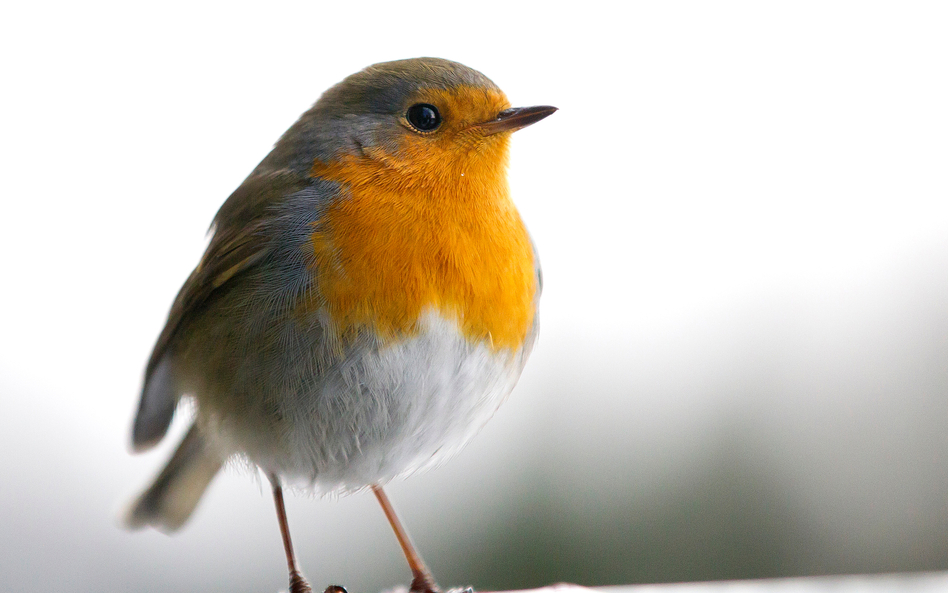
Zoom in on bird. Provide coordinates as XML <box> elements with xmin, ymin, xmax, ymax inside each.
<box><xmin>125</xmin><ymin>57</ymin><xmax>556</xmax><ymax>593</ymax></box>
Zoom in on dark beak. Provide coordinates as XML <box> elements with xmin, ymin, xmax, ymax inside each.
<box><xmin>472</xmin><ymin>105</ymin><xmax>558</xmax><ymax>135</ymax></box>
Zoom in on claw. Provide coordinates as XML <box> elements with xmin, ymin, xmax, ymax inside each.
<box><xmin>289</xmin><ymin>570</ymin><xmax>313</xmax><ymax>593</ymax></box>
<box><xmin>409</xmin><ymin>573</ymin><xmax>441</xmax><ymax>593</ymax></box>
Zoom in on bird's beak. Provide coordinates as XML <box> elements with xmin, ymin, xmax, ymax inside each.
<box><xmin>471</xmin><ymin>105</ymin><xmax>558</xmax><ymax>135</ymax></box>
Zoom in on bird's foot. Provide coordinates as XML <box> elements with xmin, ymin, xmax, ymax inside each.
<box><xmin>409</xmin><ymin>573</ymin><xmax>442</xmax><ymax>593</ymax></box>
<box><xmin>289</xmin><ymin>570</ymin><xmax>313</xmax><ymax>593</ymax></box>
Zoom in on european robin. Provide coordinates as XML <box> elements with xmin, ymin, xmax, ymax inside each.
<box><xmin>126</xmin><ymin>57</ymin><xmax>556</xmax><ymax>593</ymax></box>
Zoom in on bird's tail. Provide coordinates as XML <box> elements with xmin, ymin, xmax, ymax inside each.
<box><xmin>125</xmin><ymin>422</ymin><xmax>224</xmax><ymax>532</ymax></box>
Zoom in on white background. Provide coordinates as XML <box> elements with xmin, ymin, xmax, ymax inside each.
<box><xmin>2</xmin><ymin>2</ymin><xmax>948</xmax><ymax>592</ymax></box>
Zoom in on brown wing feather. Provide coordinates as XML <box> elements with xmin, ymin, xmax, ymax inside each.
<box><xmin>133</xmin><ymin>170</ymin><xmax>309</xmax><ymax>450</ymax></box>
<box><xmin>146</xmin><ymin>170</ymin><xmax>309</xmax><ymax>376</ymax></box>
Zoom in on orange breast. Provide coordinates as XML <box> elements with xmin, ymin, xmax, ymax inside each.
<box><xmin>307</xmin><ymin>135</ymin><xmax>536</xmax><ymax>352</ymax></box>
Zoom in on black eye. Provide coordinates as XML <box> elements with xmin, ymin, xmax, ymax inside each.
<box><xmin>406</xmin><ymin>103</ymin><xmax>441</xmax><ymax>132</ymax></box>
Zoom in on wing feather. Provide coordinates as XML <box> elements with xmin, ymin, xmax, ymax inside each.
<box><xmin>132</xmin><ymin>169</ymin><xmax>310</xmax><ymax>450</ymax></box>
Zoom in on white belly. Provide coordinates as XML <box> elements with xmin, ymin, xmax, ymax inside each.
<box><xmin>196</xmin><ymin>310</ymin><xmax>532</xmax><ymax>492</ymax></box>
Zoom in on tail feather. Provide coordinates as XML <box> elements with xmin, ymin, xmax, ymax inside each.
<box><xmin>125</xmin><ymin>423</ymin><xmax>224</xmax><ymax>532</ymax></box>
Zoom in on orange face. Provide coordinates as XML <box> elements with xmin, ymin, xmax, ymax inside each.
<box><xmin>306</xmin><ymin>85</ymin><xmax>537</xmax><ymax>352</ymax></box>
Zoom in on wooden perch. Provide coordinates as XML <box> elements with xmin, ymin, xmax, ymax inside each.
<box><xmin>360</xmin><ymin>572</ymin><xmax>948</xmax><ymax>593</ymax></box>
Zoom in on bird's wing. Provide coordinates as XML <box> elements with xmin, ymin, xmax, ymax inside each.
<box><xmin>132</xmin><ymin>169</ymin><xmax>311</xmax><ymax>451</ymax></box>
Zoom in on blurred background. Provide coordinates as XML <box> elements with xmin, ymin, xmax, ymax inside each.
<box><xmin>2</xmin><ymin>2</ymin><xmax>948</xmax><ymax>592</ymax></box>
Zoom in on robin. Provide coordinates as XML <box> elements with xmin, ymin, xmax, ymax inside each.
<box><xmin>126</xmin><ymin>57</ymin><xmax>556</xmax><ymax>593</ymax></box>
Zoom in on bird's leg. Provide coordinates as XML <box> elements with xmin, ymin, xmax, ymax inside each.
<box><xmin>372</xmin><ymin>485</ymin><xmax>442</xmax><ymax>593</ymax></box>
<box><xmin>271</xmin><ymin>476</ymin><xmax>313</xmax><ymax>593</ymax></box>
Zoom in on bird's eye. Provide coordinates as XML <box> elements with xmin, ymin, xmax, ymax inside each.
<box><xmin>406</xmin><ymin>103</ymin><xmax>441</xmax><ymax>132</ymax></box>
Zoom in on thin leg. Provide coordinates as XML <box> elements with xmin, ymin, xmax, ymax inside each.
<box><xmin>372</xmin><ymin>485</ymin><xmax>441</xmax><ymax>593</ymax></box>
<box><xmin>272</xmin><ymin>476</ymin><xmax>313</xmax><ymax>593</ymax></box>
